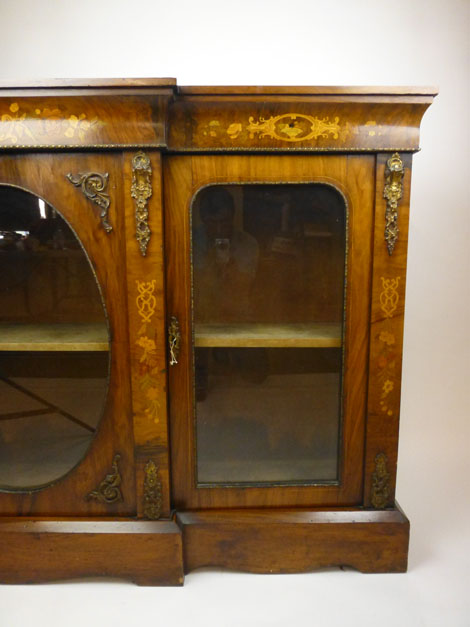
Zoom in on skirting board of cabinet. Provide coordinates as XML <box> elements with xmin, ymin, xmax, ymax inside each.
<box><xmin>176</xmin><ymin>504</ymin><xmax>410</xmax><ymax>574</ymax></box>
<box><xmin>0</xmin><ymin>518</ymin><xmax>184</xmax><ymax>586</ymax></box>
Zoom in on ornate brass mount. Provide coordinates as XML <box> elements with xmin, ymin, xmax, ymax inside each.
<box><xmin>87</xmin><ymin>454</ymin><xmax>123</xmax><ymax>504</ymax></box>
<box><xmin>168</xmin><ymin>316</ymin><xmax>181</xmax><ymax>366</ymax></box>
<box><xmin>66</xmin><ymin>172</ymin><xmax>112</xmax><ymax>233</ymax></box>
<box><xmin>131</xmin><ymin>151</ymin><xmax>152</xmax><ymax>256</ymax></box>
<box><xmin>371</xmin><ymin>452</ymin><xmax>390</xmax><ymax>509</ymax></box>
<box><xmin>383</xmin><ymin>153</ymin><xmax>404</xmax><ymax>255</ymax></box>
<box><xmin>143</xmin><ymin>460</ymin><xmax>162</xmax><ymax>520</ymax></box>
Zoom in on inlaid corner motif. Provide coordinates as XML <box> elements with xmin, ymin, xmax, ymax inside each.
<box><xmin>87</xmin><ymin>454</ymin><xmax>123</xmax><ymax>504</ymax></box>
<box><xmin>66</xmin><ymin>172</ymin><xmax>112</xmax><ymax>232</ymax></box>
<box><xmin>143</xmin><ymin>460</ymin><xmax>162</xmax><ymax>520</ymax></box>
<box><xmin>131</xmin><ymin>151</ymin><xmax>153</xmax><ymax>257</ymax></box>
<box><xmin>371</xmin><ymin>453</ymin><xmax>390</xmax><ymax>509</ymax></box>
<box><xmin>0</xmin><ymin>102</ymin><xmax>99</xmax><ymax>145</ymax></box>
<box><xmin>135</xmin><ymin>280</ymin><xmax>160</xmax><ymax>424</ymax></box>
<box><xmin>383</xmin><ymin>153</ymin><xmax>404</xmax><ymax>255</ymax></box>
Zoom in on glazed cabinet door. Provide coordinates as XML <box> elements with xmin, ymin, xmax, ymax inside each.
<box><xmin>0</xmin><ymin>153</ymin><xmax>135</xmax><ymax>516</ymax></box>
<box><xmin>164</xmin><ymin>154</ymin><xmax>375</xmax><ymax>509</ymax></box>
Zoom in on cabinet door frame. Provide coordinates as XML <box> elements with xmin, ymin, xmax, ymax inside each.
<box><xmin>164</xmin><ymin>154</ymin><xmax>375</xmax><ymax>510</ymax></box>
<box><xmin>0</xmin><ymin>152</ymin><xmax>136</xmax><ymax>516</ymax></box>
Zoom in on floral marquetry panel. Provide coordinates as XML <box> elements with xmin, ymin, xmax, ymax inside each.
<box><xmin>0</xmin><ymin>95</ymin><xmax>171</xmax><ymax>149</ymax></box>
<box><xmin>168</xmin><ymin>96</ymin><xmax>434</xmax><ymax>152</ymax></box>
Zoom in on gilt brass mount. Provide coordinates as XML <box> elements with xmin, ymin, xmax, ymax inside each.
<box><xmin>131</xmin><ymin>151</ymin><xmax>153</xmax><ymax>256</ymax></box>
<box><xmin>87</xmin><ymin>454</ymin><xmax>123</xmax><ymax>504</ymax></box>
<box><xmin>383</xmin><ymin>153</ymin><xmax>404</xmax><ymax>255</ymax></box>
<box><xmin>371</xmin><ymin>453</ymin><xmax>390</xmax><ymax>509</ymax></box>
<box><xmin>143</xmin><ymin>460</ymin><xmax>162</xmax><ymax>520</ymax></box>
<box><xmin>66</xmin><ymin>171</ymin><xmax>112</xmax><ymax>233</ymax></box>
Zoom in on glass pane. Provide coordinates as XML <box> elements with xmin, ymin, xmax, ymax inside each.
<box><xmin>192</xmin><ymin>184</ymin><xmax>346</xmax><ymax>484</ymax></box>
<box><xmin>0</xmin><ymin>186</ymin><xmax>109</xmax><ymax>490</ymax></box>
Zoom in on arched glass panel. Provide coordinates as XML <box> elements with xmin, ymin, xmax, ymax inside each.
<box><xmin>0</xmin><ymin>186</ymin><xmax>109</xmax><ymax>490</ymax></box>
<box><xmin>191</xmin><ymin>184</ymin><xmax>347</xmax><ymax>485</ymax></box>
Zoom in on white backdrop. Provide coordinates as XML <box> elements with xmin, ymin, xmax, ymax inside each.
<box><xmin>0</xmin><ymin>1</ymin><xmax>469</xmax><ymax>625</ymax></box>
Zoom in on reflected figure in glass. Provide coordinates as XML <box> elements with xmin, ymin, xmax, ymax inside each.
<box><xmin>191</xmin><ymin>184</ymin><xmax>347</xmax><ymax>485</ymax></box>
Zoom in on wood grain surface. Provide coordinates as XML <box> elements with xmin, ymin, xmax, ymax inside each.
<box><xmin>362</xmin><ymin>153</ymin><xmax>413</xmax><ymax>507</ymax></box>
<box><xmin>168</xmin><ymin>95</ymin><xmax>434</xmax><ymax>152</ymax></box>
<box><xmin>0</xmin><ymin>84</ymin><xmax>436</xmax><ymax>583</ymax></box>
<box><xmin>0</xmin><ymin>152</ymin><xmax>135</xmax><ymax>516</ymax></box>
<box><xmin>177</xmin><ymin>506</ymin><xmax>410</xmax><ymax>574</ymax></box>
<box><xmin>123</xmin><ymin>151</ymin><xmax>172</xmax><ymax>518</ymax></box>
<box><xmin>164</xmin><ymin>153</ymin><xmax>375</xmax><ymax>510</ymax></box>
<box><xmin>0</xmin><ymin>518</ymin><xmax>184</xmax><ymax>585</ymax></box>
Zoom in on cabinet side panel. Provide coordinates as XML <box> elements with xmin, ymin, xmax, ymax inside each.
<box><xmin>123</xmin><ymin>151</ymin><xmax>171</xmax><ymax>518</ymax></box>
<box><xmin>364</xmin><ymin>153</ymin><xmax>412</xmax><ymax>507</ymax></box>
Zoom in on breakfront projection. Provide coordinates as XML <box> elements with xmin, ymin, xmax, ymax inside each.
<box><xmin>0</xmin><ymin>80</ymin><xmax>436</xmax><ymax>584</ymax></box>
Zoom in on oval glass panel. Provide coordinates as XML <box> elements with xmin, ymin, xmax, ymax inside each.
<box><xmin>0</xmin><ymin>186</ymin><xmax>109</xmax><ymax>490</ymax></box>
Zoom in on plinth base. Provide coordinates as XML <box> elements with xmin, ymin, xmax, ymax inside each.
<box><xmin>177</xmin><ymin>505</ymin><xmax>409</xmax><ymax>574</ymax></box>
<box><xmin>0</xmin><ymin>518</ymin><xmax>184</xmax><ymax>586</ymax></box>
<box><xmin>0</xmin><ymin>505</ymin><xmax>409</xmax><ymax>584</ymax></box>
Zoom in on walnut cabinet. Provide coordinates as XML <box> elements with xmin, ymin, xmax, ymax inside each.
<box><xmin>0</xmin><ymin>80</ymin><xmax>436</xmax><ymax>584</ymax></box>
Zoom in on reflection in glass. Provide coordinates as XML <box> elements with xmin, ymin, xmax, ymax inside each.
<box><xmin>192</xmin><ymin>185</ymin><xmax>346</xmax><ymax>484</ymax></box>
<box><xmin>0</xmin><ymin>186</ymin><xmax>109</xmax><ymax>489</ymax></box>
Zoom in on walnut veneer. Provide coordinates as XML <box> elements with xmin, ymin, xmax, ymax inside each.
<box><xmin>0</xmin><ymin>81</ymin><xmax>437</xmax><ymax>584</ymax></box>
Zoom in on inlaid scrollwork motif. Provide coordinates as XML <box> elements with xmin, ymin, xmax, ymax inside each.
<box><xmin>66</xmin><ymin>172</ymin><xmax>112</xmax><ymax>233</ymax></box>
<box><xmin>383</xmin><ymin>153</ymin><xmax>404</xmax><ymax>255</ymax></box>
<box><xmin>371</xmin><ymin>453</ymin><xmax>390</xmax><ymax>509</ymax></box>
<box><xmin>87</xmin><ymin>454</ymin><xmax>123</xmax><ymax>504</ymax></box>
<box><xmin>131</xmin><ymin>151</ymin><xmax>152</xmax><ymax>256</ymax></box>
<box><xmin>143</xmin><ymin>460</ymin><xmax>162</xmax><ymax>520</ymax></box>
<box><xmin>379</xmin><ymin>277</ymin><xmax>400</xmax><ymax>318</ymax></box>
<box><xmin>226</xmin><ymin>113</ymin><xmax>341</xmax><ymax>142</ymax></box>
<box><xmin>136</xmin><ymin>280</ymin><xmax>157</xmax><ymax>326</ymax></box>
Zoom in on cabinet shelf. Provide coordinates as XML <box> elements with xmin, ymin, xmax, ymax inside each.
<box><xmin>194</xmin><ymin>323</ymin><xmax>342</xmax><ymax>348</ymax></box>
<box><xmin>0</xmin><ymin>323</ymin><xmax>109</xmax><ymax>352</ymax></box>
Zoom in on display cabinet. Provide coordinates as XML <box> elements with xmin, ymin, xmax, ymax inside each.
<box><xmin>0</xmin><ymin>80</ymin><xmax>436</xmax><ymax>584</ymax></box>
